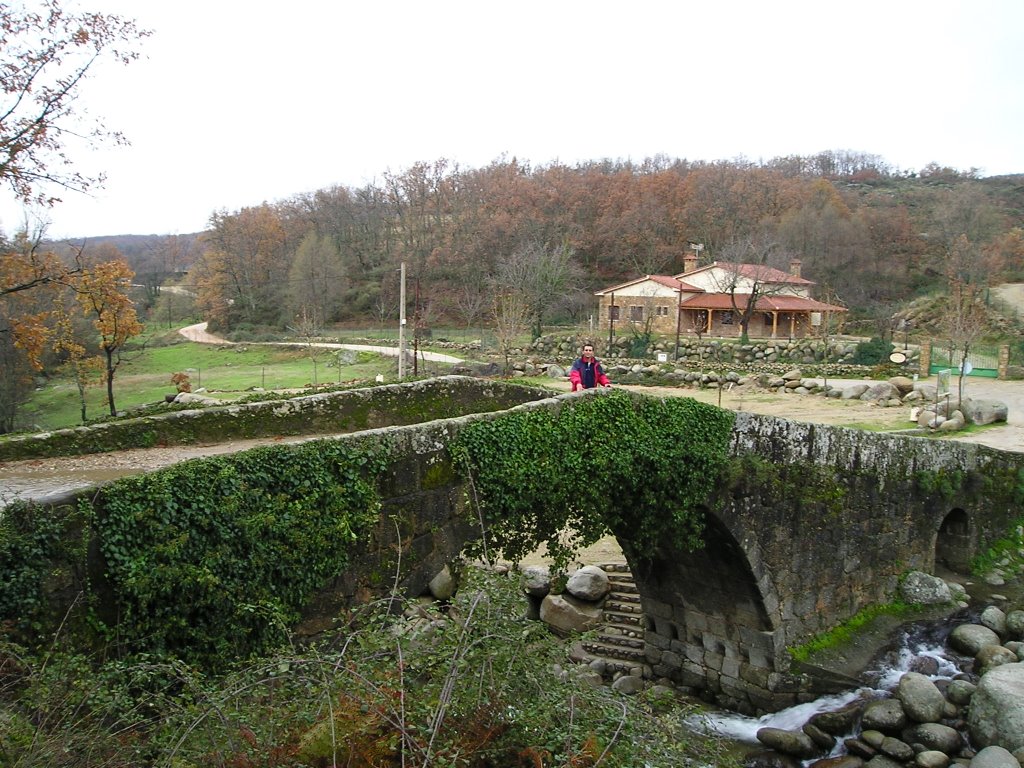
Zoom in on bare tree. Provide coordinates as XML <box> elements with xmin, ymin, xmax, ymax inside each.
<box><xmin>943</xmin><ymin>235</ymin><xmax>989</xmax><ymax>402</ymax></box>
<box><xmin>489</xmin><ymin>288</ymin><xmax>530</xmax><ymax>375</ymax></box>
<box><xmin>496</xmin><ymin>240</ymin><xmax>584</xmax><ymax>339</ymax></box>
<box><xmin>711</xmin><ymin>235</ymin><xmax>797</xmax><ymax>342</ymax></box>
<box><xmin>452</xmin><ymin>284</ymin><xmax>488</xmax><ymax>338</ymax></box>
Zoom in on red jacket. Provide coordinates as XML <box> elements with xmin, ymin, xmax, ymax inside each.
<box><xmin>569</xmin><ymin>356</ymin><xmax>610</xmax><ymax>391</ymax></box>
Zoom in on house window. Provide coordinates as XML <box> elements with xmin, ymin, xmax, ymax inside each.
<box><xmin>608</xmin><ymin>305</ymin><xmax>620</xmax><ymax>320</ymax></box>
<box><xmin>656</xmin><ymin>305</ymin><xmax>670</xmax><ymax>317</ymax></box>
<box><xmin>720</xmin><ymin>311</ymin><xmax>734</xmax><ymax>325</ymax></box>
<box><xmin>629</xmin><ymin>305</ymin><xmax>644</xmax><ymax>321</ymax></box>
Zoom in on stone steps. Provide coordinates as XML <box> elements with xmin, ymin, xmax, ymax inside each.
<box><xmin>576</xmin><ymin>562</ymin><xmax>648</xmax><ymax>675</ymax></box>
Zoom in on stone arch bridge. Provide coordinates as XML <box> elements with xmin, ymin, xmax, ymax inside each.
<box><xmin>17</xmin><ymin>378</ymin><xmax>1024</xmax><ymax>713</ymax></box>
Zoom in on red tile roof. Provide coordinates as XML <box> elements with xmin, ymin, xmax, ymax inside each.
<box><xmin>595</xmin><ymin>274</ymin><xmax>703</xmax><ymax>295</ymax></box>
<box><xmin>679</xmin><ymin>293</ymin><xmax>847</xmax><ymax>312</ymax></box>
<box><xmin>674</xmin><ymin>261</ymin><xmax>814</xmax><ymax>285</ymax></box>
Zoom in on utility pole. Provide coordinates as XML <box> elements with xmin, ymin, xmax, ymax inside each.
<box><xmin>398</xmin><ymin>261</ymin><xmax>407</xmax><ymax>379</ymax></box>
<box><xmin>608</xmin><ymin>291</ymin><xmax>615</xmax><ymax>350</ymax></box>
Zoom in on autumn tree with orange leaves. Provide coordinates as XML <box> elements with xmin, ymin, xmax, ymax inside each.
<box><xmin>73</xmin><ymin>259</ymin><xmax>142</xmax><ymax>416</ymax></box>
<box><xmin>1</xmin><ymin>1</ymin><xmax>149</xmax><ymax>207</ymax></box>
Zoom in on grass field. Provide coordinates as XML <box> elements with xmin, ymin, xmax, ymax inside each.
<box><xmin>17</xmin><ymin>331</ymin><xmax>407</xmax><ymax>432</ymax></box>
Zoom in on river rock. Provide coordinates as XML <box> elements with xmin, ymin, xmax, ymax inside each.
<box><xmin>807</xmin><ymin>757</ymin><xmax>865</xmax><ymax>768</ymax></box>
<box><xmin>546</xmin><ymin>364</ymin><xmax>566</xmax><ymax>378</ymax></box>
<box><xmin>862</xmin><ymin>699</ymin><xmax>908</xmax><ymax>734</ymax></box>
<box><xmin>897</xmin><ymin>672</ymin><xmax>946</xmax><ymax>723</ymax></box>
<box><xmin>565</xmin><ymin>565</ymin><xmax>610</xmax><ymax>601</ymax></box>
<box><xmin>967</xmin><ymin>662</ymin><xmax>1024</xmax><ymax>753</ymax></box>
<box><xmin>903</xmin><ymin>722</ymin><xmax>963</xmax><ymax>754</ymax></box>
<box><xmin>879</xmin><ymin>736</ymin><xmax>914</xmax><ymax>761</ymax></box>
<box><xmin>969</xmin><ymin>745</ymin><xmax>1020</xmax><ymax>768</ymax></box>
<box><xmin>803</xmin><ymin>723</ymin><xmax>837</xmax><ymax>751</ymax></box>
<box><xmin>757</xmin><ymin>727</ymin><xmax>823</xmax><ymax>759</ymax></box>
<box><xmin>864</xmin><ymin>755</ymin><xmax>907</xmax><ymax>768</ymax></box>
<box><xmin>744</xmin><ymin>750</ymin><xmax>802</xmax><ymax>768</ymax></box>
<box><xmin>975</xmin><ymin>644</ymin><xmax>1019</xmax><ymax>676</ymax></box>
<box><xmin>947</xmin><ymin>679</ymin><xmax>977</xmax><ymax>706</ymax></box>
<box><xmin>981</xmin><ymin>606</ymin><xmax>1009</xmax><ymax>637</ymax></box>
<box><xmin>915</xmin><ymin>751</ymin><xmax>950</xmax><ymax>768</ymax></box>
<box><xmin>1005</xmin><ymin>610</ymin><xmax>1024</xmax><ymax>640</ymax></box>
<box><xmin>610</xmin><ymin>674</ymin><xmax>644</xmax><ymax>695</ymax></box>
<box><xmin>901</xmin><ymin>572</ymin><xmax>953</xmax><ymax>605</ymax></box>
<box><xmin>806</xmin><ymin>757</ymin><xmax>864</xmax><ymax>768</ymax></box>
<box><xmin>811</xmin><ymin>702</ymin><xmax>865</xmax><ymax>734</ymax></box>
<box><xmin>950</xmin><ymin>624</ymin><xmax>1002</xmax><ymax>655</ymax></box>
<box><xmin>539</xmin><ymin>593</ymin><xmax>603</xmax><ymax>635</ymax></box>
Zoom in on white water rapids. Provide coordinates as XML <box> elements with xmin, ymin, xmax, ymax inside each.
<box><xmin>684</xmin><ymin>616</ymin><xmax>976</xmax><ymax>763</ymax></box>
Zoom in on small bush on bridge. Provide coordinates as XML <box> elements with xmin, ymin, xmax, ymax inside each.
<box><xmin>454</xmin><ymin>389</ymin><xmax>736</xmax><ymax>570</ymax></box>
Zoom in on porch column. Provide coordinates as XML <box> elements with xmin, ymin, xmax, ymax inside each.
<box><xmin>771</xmin><ymin>312</ymin><xmax>779</xmax><ymax>339</ymax></box>
<box><xmin>789</xmin><ymin>314</ymin><xmax>796</xmax><ymax>338</ymax></box>
<box><xmin>707</xmin><ymin>309</ymin><xmax>714</xmax><ymax>334</ymax></box>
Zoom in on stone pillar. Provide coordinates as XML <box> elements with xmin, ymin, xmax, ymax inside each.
<box><xmin>998</xmin><ymin>344</ymin><xmax>1009</xmax><ymax>380</ymax></box>
<box><xmin>919</xmin><ymin>340</ymin><xmax>931</xmax><ymax>378</ymax></box>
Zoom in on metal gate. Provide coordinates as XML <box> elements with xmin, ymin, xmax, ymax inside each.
<box><xmin>928</xmin><ymin>342</ymin><xmax>999</xmax><ymax>378</ymax></box>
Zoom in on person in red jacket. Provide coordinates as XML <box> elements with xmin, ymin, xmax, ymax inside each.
<box><xmin>569</xmin><ymin>343</ymin><xmax>611</xmax><ymax>391</ymax></box>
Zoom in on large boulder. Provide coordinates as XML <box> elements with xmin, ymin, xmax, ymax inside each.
<box><xmin>840</xmin><ymin>384</ymin><xmax>871</xmax><ymax>400</ymax></box>
<box><xmin>900</xmin><ymin>572</ymin><xmax>952</xmax><ymax>605</ymax></box>
<box><xmin>565</xmin><ymin>565</ymin><xmax>610</xmax><ymax>601</ymax></box>
<box><xmin>959</xmin><ymin>397</ymin><xmax>1009</xmax><ymax>426</ymax></box>
<box><xmin>888</xmin><ymin>376</ymin><xmax>915</xmax><ymax>394</ymax></box>
<box><xmin>949</xmin><ymin>624</ymin><xmax>1002</xmax><ymax>656</ymax></box>
<box><xmin>539</xmin><ymin>593</ymin><xmax>604</xmax><ymax>635</ymax></box>
<box><xmin>967</xmin><ymin>662</ymin><xmax>1024</xmax><ymax>753</ymax></box>
<box><xmin>756</xmin><ymin>727</ymin><xmax>823</xmax><ymax>759</ymax></box>
<box><xmin>861</xmin><ymin>382</ymin><xmax>901</xmax><ymax>402</ymax></box>
<box><xmin>896</xmin><ymin>672</ymin><xmax>946</xmax><ymax>723</ymax></box>
<box><xmin>969</xmin><ymin>745</ymin><xmax>1020</xmax><ymax>768</ymax></box>
<box><xmin>861</xmin><ymin>698</ymin><xmax>908</xmax><ymax>733</ymax></box>
<box><xmin>520</xmin><ymin>565</ymin><xmax>551</xmax><ymax>597</ymax></box>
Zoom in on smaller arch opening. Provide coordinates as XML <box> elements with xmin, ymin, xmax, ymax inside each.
<box><xmin>935</xmin><ymin>508</ymin><xmax>972</xmax><ymax>574</ymax></box>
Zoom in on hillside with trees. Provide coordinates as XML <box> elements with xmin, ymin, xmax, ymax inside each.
<box><xmin>153</xmin><ymin>153</ymin><xmax>1023</xmax><ymax>339</ymax></box>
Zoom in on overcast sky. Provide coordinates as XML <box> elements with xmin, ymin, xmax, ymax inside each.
<box><xmin>2</xmin><ymin>0</ymin><xmax>1022</xmax><ymax>239</ymax></box>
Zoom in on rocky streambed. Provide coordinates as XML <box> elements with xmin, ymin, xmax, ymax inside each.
<box><xmin>705</xmin><ymin>584</ymin><xmax>1024</xmax><ymax>768</ymax></box>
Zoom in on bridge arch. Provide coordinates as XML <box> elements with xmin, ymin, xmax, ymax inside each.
<box><xmin>622</xmin><ymin>512</ymin><xmax>780</xmax><ymax>712</ymax></box>
<box><xmin>934</xmin><ymin>507</ymin><xmax>974</xmax><ymax>574</ymax></box>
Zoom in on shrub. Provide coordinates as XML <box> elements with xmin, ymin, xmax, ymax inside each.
<box><xmin>852</xmin><ymin>337</ymin><xmax>894</xmax><ymax>366</ymax></box>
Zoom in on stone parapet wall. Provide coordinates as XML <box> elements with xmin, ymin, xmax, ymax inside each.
<box><xmin>0</xmin><ymin>376</ymin><xmax>549</xmax><ymax>462</ymax></box>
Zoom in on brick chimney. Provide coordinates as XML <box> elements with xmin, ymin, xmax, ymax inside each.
<box><xmin>789</xmin><ymin>258</ymin><xmax>802</xmax><ymax>278</ymax></box>
<box><xmin>683</xmin><ymin>254</ymin><xmax>698</xmax><ymax>274</ymax></box>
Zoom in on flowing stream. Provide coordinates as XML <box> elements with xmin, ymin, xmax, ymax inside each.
<box><xmin>685</xmin><ymin>578</ymin><xmax>1024</xmax><ymax>766</ymax></box>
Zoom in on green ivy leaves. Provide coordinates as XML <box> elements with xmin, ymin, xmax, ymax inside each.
<box><xmin>89</xmin><ymin>440</ymin><xmax>388</xmax><ymax>666</ymax></box>
<box><xmin>455</xmin><ymin>390</ymin><xmax>735</xmax><ymax>571</ymax></box>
